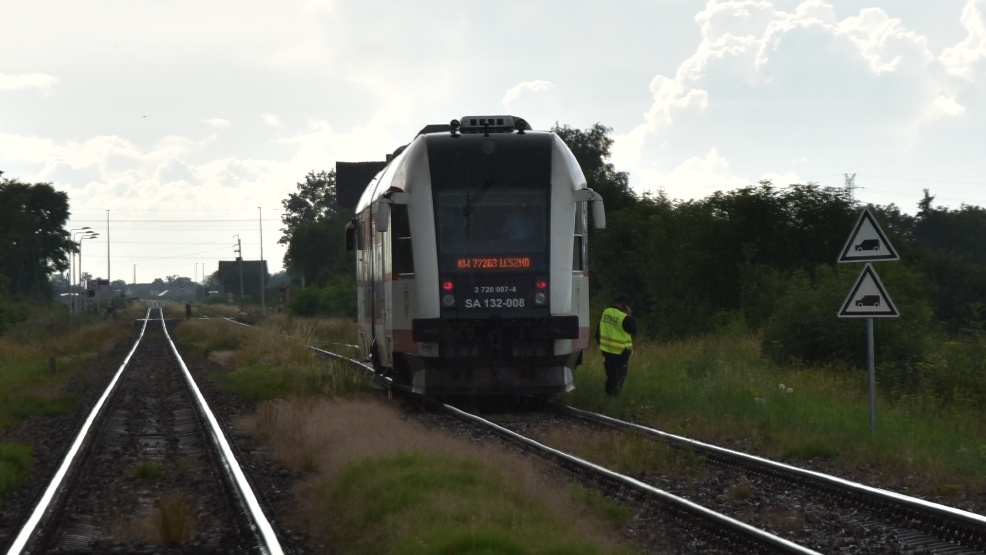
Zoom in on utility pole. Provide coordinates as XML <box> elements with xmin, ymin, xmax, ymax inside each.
<box><xmin>259</xmin><ymin>207</ymin><xmax>266</xmax><ymax>317</ymax></box>
<box><xmin>844</xmin><ymin>173</ymin><xmax>856</xmax><ymax>202</ymax></box>
<box><xmin>106</xmin><ymin>210</ymin><xmax>111</xmax><ymax>290</ymax></box>
<box><xmin>235</xmin><ymin>235</ymin><xmax>244</xmax><ymax>309</ymax></box>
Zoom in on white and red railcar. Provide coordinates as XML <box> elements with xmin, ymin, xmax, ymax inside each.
<box><xmin>346</xmin><ymin>115</ymin><xmax>605</xmax><ymax>396</ymax></box>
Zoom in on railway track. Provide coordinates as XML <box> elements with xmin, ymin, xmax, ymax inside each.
<box><xmin>4</xmin><ymin>307</ymin><xmax>284</xmax><ymax>554</ymax></box>
<box><xmin>313</xmin><ymin>343</ymin><xmax>986</xmax><ymax>554</ymax></box>
<box><xmin>547</xmin><ymin>403</ymin><xmax>986</xmax><ymax>554</ymax></box>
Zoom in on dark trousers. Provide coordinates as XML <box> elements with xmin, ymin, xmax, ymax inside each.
<box><xmin>602</xmin><ymin>349</ymin><xmax>631</xmax><ymax>396</ymax></box>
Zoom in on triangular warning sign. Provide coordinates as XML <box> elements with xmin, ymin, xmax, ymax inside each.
<box><xmin>838</xmin><ymin>207</ymin><xmax>900</xmax><ymax>263</ymax></box>
<box><xmin>838</xmin><ymin>264</ymin><xmax>899</xmax><ymax>318</ymax></box>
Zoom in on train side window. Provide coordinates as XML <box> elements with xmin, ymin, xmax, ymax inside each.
<box><xmin>345</xmin><ymin>219</ymin><xmax>357</xmax><ymax>252</ymax></box>
<box><xmin>573</xmin><ymin>234</ymin><xmax>585</xmax><ymax>270</ymax></box>
<box><xmin>392</xmin><ymin>205</ymin><xmax>414</xmax><ymax>276</ymax></box>
<box><xmin>573</xmin><ymin>202</ymin><xmax>588</xmax><ymax>271</ymax></box>
<box><xmin>359</xmin><ymin>214</ymin><xmax>370</xmax><ymax>251</ymax></box>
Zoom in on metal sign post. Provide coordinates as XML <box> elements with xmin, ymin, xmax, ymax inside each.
<box><xmin>837</xmin><ymin>207</ymin><xmax>899</xmax><ymax>436</ymax></box>
<box><xmin>867</xmin><ymin>318</ymin><xmax>876</xmax><ymax>434</ymax></box>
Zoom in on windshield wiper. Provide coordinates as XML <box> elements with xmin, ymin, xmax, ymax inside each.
<box><xmin>462</xmin><ymin>178</ymin><xmax>495</xmax><ymax>237</ymax></box>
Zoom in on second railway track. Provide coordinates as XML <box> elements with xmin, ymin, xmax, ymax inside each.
<box><xmin>4</xmin><ymin>308</ymin><xmax>285</xmax><ymax>554</ymax></box>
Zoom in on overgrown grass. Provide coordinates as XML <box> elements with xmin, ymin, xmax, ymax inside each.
<box><xmin>0</xmin><ymin>306</ymin><xmax>132</xmax><ymax>506</ymax></box>
<box><xmin>568</xmin><ymin>485</ymin><xmax>632</xmax><ymax>529</ymax></box>
<box><xmin>317</xmin><ymin>452</ymin><xmax>634</xmax><ymax>555</ymax></box>
<box><xmin>243</xmin><ymin>398</ymin><xmax>639</xmax><ymax>554</ymax></box>
<box><xmin>0</xmin><ymin>442</ymin><xmax>32</xmax><ymax>502</ymax></box>
<box><xmin>565</xmin><ymin>332</ymin><xmax>986</xmax><ymax>492</ymax></box>
<box><xmin>0</xmin><ymin>312</ymin><xmax>130</xmax><ymax>433</ymax></box>
<box><xmin>172</xmin><ymin>316</ymin><xmax>370</xmax><ymax>400</ymax></box>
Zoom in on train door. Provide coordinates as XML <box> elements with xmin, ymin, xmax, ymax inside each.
<box><xmin>371</xmin><ymin>203</ymin><xmax>391</xmax><ymax>370</ymax></box>
<box><xmin>351</xmin><ymin>212</ymin><xmax>375</xmax><ymax>361</ymax></box>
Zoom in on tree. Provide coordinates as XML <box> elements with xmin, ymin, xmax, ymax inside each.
<box><xmin>0</xmin><ymin>178</ymin><xmax>74</xmax><ymax>300</ymax></box>
<box><xmin>279</xmin><ymin>170</ymin><xmax>338</xmax><ymax>248</ymax></box>
<box><xmin>284</xmin><ymin>209</ymin><xmax>354</xmax><ymax>287</ymax></box>
<box><xmin>552</xmin><ymin>123</ymin><xmax>637</xmax><ymax>212</ymax></box>
<box><xmin>908</xmin><ymin>191</ymin><xmax>986</xmax><ymax>331</ymax></box>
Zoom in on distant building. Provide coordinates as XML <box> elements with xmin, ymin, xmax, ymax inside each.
<box><xmin>335</xmin><ymin>124</ymin><xmax>453</xmax><ymax>212</ymax></box>
<box><xmin>217</xmin><ymin>259</ymin><xmax>269</xmax><ymax>299</ymax></box>
<box><xmin>336</xmin><ymin>161</ymin><xmax>387</xmax><ymax>211</ymax></box>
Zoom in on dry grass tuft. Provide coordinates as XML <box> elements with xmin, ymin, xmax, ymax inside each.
<box><xmin>728</xmin><ymin>477</ymin><xmax>756</xmax><ymax>500</ymax></box>
<box><xmin>157</xmin><ymin>490</ymin><xmax>195</xmax><ymax>544</ymax></box>
<box><xmin>208</xmin><ymin>350</ymin><xmax>237</xmax><ymax>367</ymax></box>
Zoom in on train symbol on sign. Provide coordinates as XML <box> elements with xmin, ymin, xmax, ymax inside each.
<box><xmin>854</xmin><ymin>239</ymin><xmax>880</xmax><ymax>252</ymax></box>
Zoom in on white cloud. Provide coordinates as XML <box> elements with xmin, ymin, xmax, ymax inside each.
<box><xmin>930</xmin><ymin>91</ymin><xmax>966</xmax><ymax>117</ymax></box>
<box><xmin>940</xmin><ymin>0</ymin><xmax>986</xmax><ymax>79</ymax></box>
<box><xmin>502</xmin><ymin>80</ymin><xmax>556</xmax><ymax>104</ymax></box>
<box><xmin>614</xmin><ymin>0</ymin><xmax>975</xmax><ymax>202</ymax></box>
<box><xmin>0</xmin><ymin>133</ymin><xmax>56</xmax><ymax>164</ymax></box>
<box><xmin>263</xmin><ymin>114</ymin><xmax>282</xmax><ymax>127</ymax></box>
<box><xmin>203</xmin><ymin>118</ymin><xmax>230</xmax><ymax>127</ymax></box>
<box><xmin>836</xmin><ymin>8</ymin><xmax>932</xmax><ymax>75</ymax></box>
<box><xmin>0</xmin><ymin>73</ymin><xmax>58</xmax><ymax>91</ymax></box>
<box><xmin>629</xmin><ymin>147</ymin><xmax>747</xmax><ymax>201</ymax></box>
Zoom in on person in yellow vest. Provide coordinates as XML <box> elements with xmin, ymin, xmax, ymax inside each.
<box><xmin>596</xmin><ymin>294</ymin><xmax>638</xmax><ymax>396</ymax></box>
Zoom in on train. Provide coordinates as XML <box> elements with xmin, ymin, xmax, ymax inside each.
<box><xmin>345</xmin><ymin>115</ymin><xmax>605</xmax><ymax>396</ymax></box>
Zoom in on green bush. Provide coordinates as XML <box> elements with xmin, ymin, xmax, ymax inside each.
<box><xmin>761</xmin><ymin>264</ymin><xmax>938</xmax><ymax>385</ymax></box>
<box><xmin>288</xmin><ymin>276</ymin><xmax>356</xmax><ymax>318</ymax></box>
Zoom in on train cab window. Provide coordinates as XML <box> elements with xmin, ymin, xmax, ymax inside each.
<box><xmin>436</xmin><ymin>189</ymin><xmax>547</xmax><ymax>254</ymax></box>
<box><xmin>392</xmin><ymin>204</ymin><xmax>414</xmax><ymax>276</ymax></box>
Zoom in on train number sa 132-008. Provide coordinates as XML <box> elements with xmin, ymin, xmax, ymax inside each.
<box><xmin>464</xmin><ymin>297</ymin><xmax>526</xmax><ymax>308</ymax></box>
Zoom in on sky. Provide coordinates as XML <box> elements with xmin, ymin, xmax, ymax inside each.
<box><xmin>2</xmin><ymin>0</ymin><xmax>985</xmax><ymax>284</ymax></box>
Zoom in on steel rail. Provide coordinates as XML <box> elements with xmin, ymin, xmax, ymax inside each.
<box><xmin>555</xmin><ymin>403</ymin><xmax>986</xmax><ymax>533</ymax></box>
<box><xmin>159</xmin><ymin>311</ymin><xmax>284</xmax><ymax>555</ymax></box>
<box><xmin>6</xmin><ymin>308</ymin><xmax>154</xmax><ymax>555</ymax></box>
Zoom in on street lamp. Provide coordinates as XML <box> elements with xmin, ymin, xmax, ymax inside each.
<box><xmin>78</xmin><ymin>232</ymin><xmax>99</xmax><ymax>314</ymax></box>
<box><xmin>69</xmin><ymin>227</ymin><xmax>92</xmax><ymax>302</ymax></box>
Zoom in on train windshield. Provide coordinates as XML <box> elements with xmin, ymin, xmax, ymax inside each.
<box><xmin>427</xmin><ymin>132</ymin><xmax>552</xmax><ymax>272</ymax></box>
<box><xmin>436</xmin><ymin>188</ymin><xmax>547</xmax><ymax>256</ymax></box>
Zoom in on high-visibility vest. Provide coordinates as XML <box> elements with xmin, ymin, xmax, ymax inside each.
<box><xmin>599</xmin><ymin>307</ymin><xmax>632</xmax><ymax>354</ymax></box>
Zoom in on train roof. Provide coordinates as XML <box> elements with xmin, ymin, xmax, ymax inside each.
<box><xmin>353</xmin><ymin>115</ymin><xmax>584</xmax><ymax>213</ymax></box>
